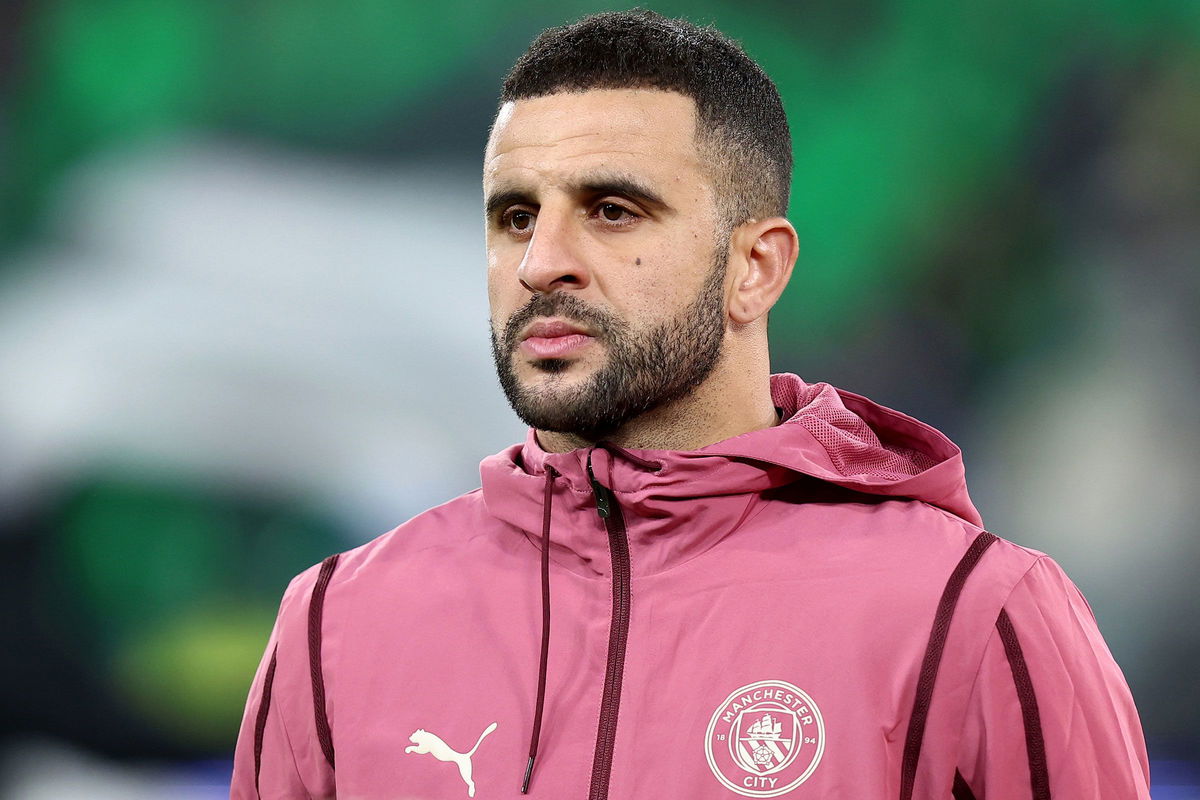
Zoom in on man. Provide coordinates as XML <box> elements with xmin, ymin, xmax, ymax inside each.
<box><xmin>232</xmin><ymin>11</ymin><xmax>1150</xmax><ymax>799</ymax></box>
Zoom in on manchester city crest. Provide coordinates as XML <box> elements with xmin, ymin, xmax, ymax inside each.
<box><xmin>704</xmin><ymin>680</ymin><xmax>825</xmax><ymax>797</ymax></box>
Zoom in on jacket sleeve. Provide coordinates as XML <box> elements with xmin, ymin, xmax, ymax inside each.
<box><xmin>954</xmin><ymin>556</ymin><xmax>1151</xmax><ymax>799</ymax></box>
<box><xmin>231</xmin><ymin>564</ymin><xmax>335</xmax><ymax>800</ymax></box>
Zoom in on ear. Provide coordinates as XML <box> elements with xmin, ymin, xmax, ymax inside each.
<box><xmin>726</xmin><ymin>216</ymin><xmax>798</xmax><ymax>325</ymax></box>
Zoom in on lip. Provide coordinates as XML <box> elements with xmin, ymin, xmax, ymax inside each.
<box><xmin>521</xmin><ymin>319</ymin><xmax>590</xmax><ymax>340</ymax></box>
<box><xmin>519</xmin><ymin>318</ymin><xmax>596</xmax><ymax>359</ymax></box>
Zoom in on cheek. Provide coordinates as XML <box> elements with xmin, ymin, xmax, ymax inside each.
<box><xmin>618</xmin><ymin>246</ymin><xmax>708</xmax><ymax>312</ymax></box>
<box><xmin>485</xmin><ymin>256</ymin><xmax>509</xmax><ymax>308</ymax></box>
<box><xmin>486</xmin><ymin>238</ymin><xmax>525</xmax><ymax>287</ymax></box>
<box><xmin>486</xmin><ymin>271</ymin><xmax>526</xmax><ymax>333</ymax></box>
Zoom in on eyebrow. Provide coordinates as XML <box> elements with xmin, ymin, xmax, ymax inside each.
<box><xmin>484</xmin><ymin>189</ymin><xmax>533</xmax><ymax>221</ymax></box>
<box><xmin>484</xmin><ymin>171</ymin><xmax>672</xmax><ymax>220</ymax></box>
<box><xmin>576</xmin><ymin>172</ymin><xmax>671</xmax><ymax>213</ymax></box>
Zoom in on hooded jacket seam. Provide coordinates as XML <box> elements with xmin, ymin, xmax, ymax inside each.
<box><xmin>270</xmin><ymin>662</ymin><xmax>316</xmax><ymax>798</ymax></box>
<box><xmin>963</xmin><ymin>555</ymin><xmax>1046</xmax><ymax>688</ymax></box>
<box><xmin>923</xmin><ymin>502</ymin><xmax>988</xmax><ymax>535</ymax></box>
<box><xmin>954</xmin><ymin>556</ymin><xmax>1049</xmax><ymax>778</ymax></box>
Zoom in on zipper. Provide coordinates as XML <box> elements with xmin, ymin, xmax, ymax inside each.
<box><xmin>586</xmin><ymin>454</ymin><xmax>631</xmax><ymax>800</ymax></box>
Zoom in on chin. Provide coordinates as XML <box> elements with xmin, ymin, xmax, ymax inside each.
<box><xmin>519</xmin><ymin>355</ymin><xmax>601</xmax><ymax>384</ymax></box>
<box><xmin>498</xmin><ymin>352</ymin><xmax>611</xmax><ymax>434</ymax></box>
<box><xmin>526</xmin><ymin>357</ymin><xmax>572</xmax><ymax>375</ymax></box>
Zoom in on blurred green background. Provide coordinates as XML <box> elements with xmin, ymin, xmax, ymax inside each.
<box><xmin>1</xmin><ymin>1</ymin><xmax>1198</xmax><ymax>796</ymax></box>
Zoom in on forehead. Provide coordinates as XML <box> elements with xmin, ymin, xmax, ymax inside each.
<box><xmin>484</xmin><ymin>89</ymin><xmax>704</xmax><ymax>190</ymax></box>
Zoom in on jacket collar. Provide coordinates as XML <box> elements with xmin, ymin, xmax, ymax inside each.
<box><xmin>479</xmin><ymin>373</ymin><xmax>981</xmax><ymax>578</ymax></box>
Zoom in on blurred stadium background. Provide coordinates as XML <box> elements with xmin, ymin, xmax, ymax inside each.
<box><xmin>1</xmin><ymin>1</ymin><xmax>1197</xmax><ymax>797</ymax></box>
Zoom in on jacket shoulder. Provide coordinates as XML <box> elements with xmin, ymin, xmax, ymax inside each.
<box><xmin>269</xmin><ymin>488</ymin><xmax>493</xmax><ymax>622</ymax></box>
<box><xmin>917</xmin><ymin>500</ymin><xmax>1047</xmax><ymax>584</ymax></box>
<box><xmin>337</xmin><ymin>487</ymin><xmax>490</xmax><ymax>568</ymax></box>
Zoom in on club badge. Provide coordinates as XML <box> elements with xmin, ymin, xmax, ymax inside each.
<box><xmin>704</xmin><ymin>680</ymin><xmax>825</xmax><ymax>797</ymax></box>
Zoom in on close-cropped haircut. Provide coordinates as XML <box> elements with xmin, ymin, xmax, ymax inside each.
<box><xmin>500</xmin><ymin>10</ymin><xmax>792</xmax><ymax>229</ymax></box>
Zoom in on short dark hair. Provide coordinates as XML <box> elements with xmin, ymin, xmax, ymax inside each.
<box><xmin>500</xmin><ymin>9</ymin><xmax>791</xmax><ymax>228</ymax></box>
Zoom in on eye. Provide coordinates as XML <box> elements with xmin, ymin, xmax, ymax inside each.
<box><xmin>503</xmin><ymin>209</ymin><xmax>536</xmax><ymax>234</ymax></box>
<box><xmin>595</xmin><ymin>202</ymin><xmax>637</xmax><ymax>224</ymax></box>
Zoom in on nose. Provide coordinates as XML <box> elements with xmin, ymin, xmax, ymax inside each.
<box><xmin>515</xmin><ymin>208</ymin><xmax>591</xmax><ymax>294</ymax></box>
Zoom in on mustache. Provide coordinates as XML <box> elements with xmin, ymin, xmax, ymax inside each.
<box><xmin>501</xmin><ymin>293</ymin><xmax>623</xmax><ymax>351</ymax></box>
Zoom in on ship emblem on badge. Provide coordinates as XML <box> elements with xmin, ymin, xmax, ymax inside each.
<box><xmin>705</xmin><ymin>680</ymin><xmax>825</xmax><ymax>797</ymax></box>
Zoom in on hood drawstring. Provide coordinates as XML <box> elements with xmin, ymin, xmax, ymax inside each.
<box><xmin>522</xmin><ymin>465</ymin><xmax>557</xmax><ymax>794</ymax></box>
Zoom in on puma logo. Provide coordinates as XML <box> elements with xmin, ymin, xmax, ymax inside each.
<box><xmin>405</xmin><ymin>721</ymin><xmax>498</xmax><ymax>797</ymax></box>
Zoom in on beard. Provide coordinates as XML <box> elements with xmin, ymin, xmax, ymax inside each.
<box><xmin>491</xmin><ymin>249</ymin><xmax>728</xmax><ymax>442</ymax></box>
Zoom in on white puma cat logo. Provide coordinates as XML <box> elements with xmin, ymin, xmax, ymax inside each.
<box><xmin>405</xmin><ymin>721</ymin><xmax>498</xmax><ymax>797</ymax></box>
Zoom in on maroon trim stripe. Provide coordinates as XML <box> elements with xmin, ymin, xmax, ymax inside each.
<box><xmin>996</xmin><ymin>608</ymin><xmax>1051</xmax><ymax>799</ymax></box>
<box><xmin>309</xmin><ymin>553</ymin><xmax>341</xmax><ymax>770</ymax></box>
<box><xmin>952</xmin><ymin>768</ymin><xmax>978</xmax><ymax>800</ymax></box>
<box><xmin>253</xmin><ymin>645</ymin><xmax>279</xmax><ymax>798</ymax></box>
<box><xmin>899</xmin><ymin>531</ymin><xmax>998</xmax><ymax>800</ymax></box>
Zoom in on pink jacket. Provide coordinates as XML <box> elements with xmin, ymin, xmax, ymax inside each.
<box><xmin>232</xmin><ymin>374</ymin><xmax>1149</xmax><ymax>799</ymax></box>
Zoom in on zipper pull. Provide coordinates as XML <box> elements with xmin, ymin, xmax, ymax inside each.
<box><xmin>586</xmin><ymin>453</ymin><xmax>612</xmax><ymax>519</ymax></box>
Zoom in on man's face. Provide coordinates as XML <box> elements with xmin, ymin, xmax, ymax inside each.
<box><xmin>483</xmin><ymin>89</ymin><xmax>730</xmax><ymax>440</ymax></box>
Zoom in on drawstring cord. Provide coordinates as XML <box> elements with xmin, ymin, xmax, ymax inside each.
<box><xmin>522</xmin><ymin>465</ymin><xmax>557</xmax><ymax>794</ymax></box>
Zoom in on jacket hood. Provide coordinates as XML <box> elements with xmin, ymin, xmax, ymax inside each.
<box><xmin>715</xmin><ymin>373</ymin><xmax>982</xmax><ymax>526</ymax></box>
<box><xmin>480</xmin><ymin>373</ymin><xmax>981</xmax><ymax>576</ymax></box>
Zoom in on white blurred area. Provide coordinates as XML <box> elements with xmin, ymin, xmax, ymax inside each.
<box><xmin>1</xmin><ymin>740</ymin><xmax>227</xmax><ymax>800</ymax></box>
<box><xmin>0</xmin><ymin>137</ymin><xmax>524</xmax><ymax>536</ymax></box>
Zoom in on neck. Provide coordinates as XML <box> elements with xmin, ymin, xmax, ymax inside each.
<box><xmin>535</xmin><ymin>367</ymin><xmax>779</xmax><ymax>454</ymax></box>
